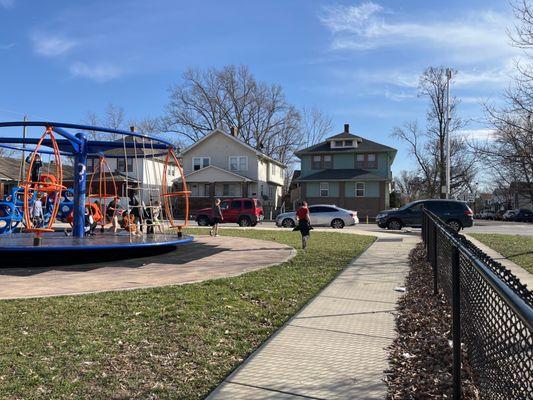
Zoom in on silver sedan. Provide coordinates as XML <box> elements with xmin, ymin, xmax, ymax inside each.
<box><xmin>276</xmin><ymin>204</ymin><xmax>359</xmax><ymax>229</ymax></box>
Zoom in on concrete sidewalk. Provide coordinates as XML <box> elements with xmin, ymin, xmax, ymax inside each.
<box><xmin>208</xmin><ymin>237</ymin><xmax>418</xmax><ymax>400</ymax></box>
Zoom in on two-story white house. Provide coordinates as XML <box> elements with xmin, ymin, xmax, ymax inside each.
<box><xmin>177</xmin><ymin>128</ymin><xmax>286</xmax><ymax>212</ymax></box>
<box><xmin>90</xmin><ymin>136</ymin><xmax>179</xmax><ymax>203</ymax></box>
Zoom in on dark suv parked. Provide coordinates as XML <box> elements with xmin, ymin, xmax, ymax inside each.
<box><xmin>512</xmin><ymin>209</ymin><xmax>533</xmax><ymax>222</ymax></box>
<box><xmin>376</xmin><ymin>199</ymin><xmax>474</xmax><ymax>231</ymax></box>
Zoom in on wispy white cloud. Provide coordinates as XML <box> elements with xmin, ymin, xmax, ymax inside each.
<box><xmin>384</xmin><ymin>89</ymin><xmax>416</xmax><ymax>102</ymax></box>
<box><xmin>0</xmin><ymin>43</ymin><xmax>14</xmax><ymax>50</ymax></box>
<box><xmin>319</xmin><ymin>2</ymin><xmax>519</xmax><ymax>63</ymax></box>
<box><xmin>457</xmin><ymin>128</ymin><xmax>496</xmax><ymax>140</ymax></box>
<box><xmin>69</xmin><ymin>62</ymin><xmax>122</xmax><ymax>82</ymax></box>
<box><xmin>0</xmin><ymin>0</ymin><xmax>14</xmax><ymax>9</ymax></box>
<box><xmin>31</xmin><ymin>34</ymin><xmax>76</xmax><ymax>56</ymax></box>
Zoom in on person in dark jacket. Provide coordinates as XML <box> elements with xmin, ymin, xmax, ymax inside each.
<box><xmin>209</xmin><ymin>198</ymin><xmax>223</xmax><ymax>237</ymax></box>
<box><xmin>26</xmin><ymin>154</ymin><xmax>42</xmax><ymax>185</ymax></box>
<box><xmin>295</xmin><ymin>201</ymin><xmax>311</xmax><ymax>250</ymax></box>
<box><xmin>128</xmin><ymin>190</ymin><xmax>143</xmax><ymax>233</ymax></box>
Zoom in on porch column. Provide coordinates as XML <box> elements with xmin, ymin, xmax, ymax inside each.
<box><xmin>242</xmin><ymin>181</ymin><xmax>248</xmax><ymax>197</ymax></box>
<box><xmin>209</xmin><ymin>182</ymin><xmax>216</xmax><ymax>207</ymax></box>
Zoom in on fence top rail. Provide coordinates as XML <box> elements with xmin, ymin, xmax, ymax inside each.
<box><xmin>423</xmin><ymin>209</ymin><xmax>533</xmax><ymax>331</ymax></box>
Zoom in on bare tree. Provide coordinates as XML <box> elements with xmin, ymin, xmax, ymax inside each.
<box><xmin>161</xmin><ymin>65</ymin><xmax>303</xmax><ymax>162</ymax></box>
<box><xmin>301</xmin><ymin>106</ymin><xmax>333</xmax><ymax>147</ymax></box>
<box><xmin>471</xmin><ymin>1</ymin><xmax>533</xmax><ymax>207</ymax></box>
<box><xmin>392</xmin><ymin>67</ymin><xmax>475</xmax><ymax>199</ymax></box>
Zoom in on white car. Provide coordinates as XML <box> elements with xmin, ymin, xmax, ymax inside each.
<box><xmin>503</xmin><ymin>209</ymin><xmax>518</xmax><ymax>221</ymax></box>
<box><xmin>276</xmin><ymin>205</ymin><xmax>359</xmax><ymax>229</ymax></box>
<box><xmin>479</xmin><ymin>210</ymin><xmax>495</xmax><ymax>220</ymax></box>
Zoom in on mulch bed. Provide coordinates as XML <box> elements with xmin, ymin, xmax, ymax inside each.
<box><xmin>385</xmin><ymin>243</ymin><xmax>480</xmax><ymax>399</ymax></box>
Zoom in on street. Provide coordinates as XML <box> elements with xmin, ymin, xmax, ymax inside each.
<box><xmin>248</xmin><ymin>219</ymin><xmax>533</xmax><ymax>236</ymax></box>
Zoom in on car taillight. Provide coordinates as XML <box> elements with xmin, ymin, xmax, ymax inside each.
<box><xmin>464</xmin><ymin>210</ymin><xmax>473</xmax><ymax>216</ymax></box>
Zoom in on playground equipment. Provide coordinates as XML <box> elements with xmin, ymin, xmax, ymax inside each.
<box><xmin>0</xmin><ymin>121</ymin><xmax>192</xmax><ymax>265</ymax></box>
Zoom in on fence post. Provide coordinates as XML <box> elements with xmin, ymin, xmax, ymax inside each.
<box><xmin>432</xmin><ymin>222</ymin><xmax>438</xmax><ymax>295</ymax></box>
<box><xmin>451</xmin><ymin>245</ymin><xmax>462</xmax><ymax>400</ymax></box>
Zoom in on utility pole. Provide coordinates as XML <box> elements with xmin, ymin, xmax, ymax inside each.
<box><xmin>445</xmin><ymin>68</ymin><xmax>452</xmax><ymax>199</ymax></box>
<box><xmin>20</xmin><ymin>114</ymin><xmax>28</xmax><ymax>182</ymax></box>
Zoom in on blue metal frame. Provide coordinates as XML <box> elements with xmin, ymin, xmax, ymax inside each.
<box><xmin>0</xmin><ymin>121</ymin><xmax>178</xmax><ymax>239</ymax></box>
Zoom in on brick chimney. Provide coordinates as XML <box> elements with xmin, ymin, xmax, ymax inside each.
<box><xmin>344</xmin><ymin>123</ymin><xmax>349</xmax><ymax>133</ymax></box>
<box><xmin>230</xmin><ymin>126</ymin><xmax>238</xmax><ymax>137</ymax></box>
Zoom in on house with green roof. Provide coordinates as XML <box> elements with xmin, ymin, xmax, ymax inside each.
<box><xmin>295</xmin><ymin>124</ymin><xmax>397</xmax><ymax>218</ymax></box>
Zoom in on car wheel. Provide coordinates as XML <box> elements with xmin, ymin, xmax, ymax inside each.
<box><xmin>387</xmin><ymin>219</ymin><xmax>402</xmax><ymax>230</ymax></box>
<box><xmin>197</xmin><ymin>215</ymin><xmax>210</xmax><ymax>226</ymax></box>
<box><xmin>447</xmin><ymin>219</ymin><xmax>462</xmax><ymax>232</ymax></box>
<box><xmin>282</xmin><ymin>218</ymin><xmax>295</xmax><ymax>228</ymax></box>
<box><xmin>238</xmin><ymin>216</ymin><xmax>252</xmax><ymax>227</ymax></box>
<box><xmin>331</xmin><ymin>218</ymin><xmax>345</xmax><ymax>229</ymax></box>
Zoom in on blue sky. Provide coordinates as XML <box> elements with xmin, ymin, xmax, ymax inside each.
<box><xmin>0</xmin><ymin>0</ymin><xmax>521</xmax><ymax>175</ymax></box>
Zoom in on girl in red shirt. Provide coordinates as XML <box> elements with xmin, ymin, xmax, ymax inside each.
<box><xmin>296</xmin><ymin>201</ymin><xmax>311</xmax><ymax>250</ymax></box>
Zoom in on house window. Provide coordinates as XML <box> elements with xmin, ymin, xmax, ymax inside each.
<box><xmin>193</xmin><ymin>157</ymin><xmax>210</xmax><ymax>171</ymax></box>
<box><xmin>87</xmin><ymin>158</ymin><xmax>97</xmax><ymax>173</ymax></box>
<box><xmin>323</xmin><ymin>155</ymin><xmax>332</xmax><ymax>169</ymax></box>
<box><xmin>191</xmin><ymin>183</ymin><xmax>210</xmax><ymax>197</ymax></box>
<box><xmin>229</xmin><ymin>156</ymin><xmax>248</xmax><ymax>171</ymax></box>
<box><xmin>320</xmin><ymin>182</ymin><xmax>329</xmax><ymax>197</ymax></box>
<box><xmin>367</xmin><ymin>153</ymin><xmax>377</xmax><ymax>168</ymax></box>
<box><xmin>355</xmin><ymin>182</ymin><xmax>365</xmax><ymax>197</ymax></box>
<box><xmin>355</xmin><ymin>154</ymin><xmax>365</xmax><ymax>168</ymax></box>
<box><xmin>223</xmin><ymin>184</ymin><xmax>230</xmax><ymax>196</ymax></box>
<box><xmin>344</xmin><ymin>140</ymin><xmax>353</xmax><ymax>147</ymax></box>
<box><xmin>117</xmin><ymin>158</ymin><xmax>134</xmax><ymax>173</ymax></box>
<box><xmin>312</xmin><ymin>155</ymin><xmax>322</xmax><ymax>169</ymax></box>
<box><xmin>334</xmin><ymin>140</ymin><xmax>343</xmax><ymax>147</ymax></box>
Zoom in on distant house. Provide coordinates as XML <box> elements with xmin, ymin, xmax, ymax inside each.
<box><xmin>295</xmin><ymin>124</ymin><xmax>397</xmax><ymax>218</ymax></box>
<box><xmin>101</xmin><ymin>136</ymin><xmax>178</xmax><ymax>202</ymax></box>
<box><xmin>0</xmin><ymin>156</ymin><xmax>74</xmax><ymax>198</ymax></box>
<box><xmin>178</xmin><ymin>128</ymin><xmax>286</xmax><ymax>212</ymax></box>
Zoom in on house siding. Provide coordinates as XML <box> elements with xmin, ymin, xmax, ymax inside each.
<box><xmin>182</xmin><ymin>132</ymin><xmax>258</xmax><ymax>180</ymax></box>
<box><xmin>333</xmin><ymin>154</ymin><xmax>354</xmax><ymax>169</ymax></box>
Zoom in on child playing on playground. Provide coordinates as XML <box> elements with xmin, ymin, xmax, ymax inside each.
<box><xmin>209</xmin><ymin>198</ymin><xmax>223</xmax><ymax>237</ymax></box>
<box><xmin>32</xmin><ymin>194</ymin><xmax>44</xmax><ymax>227</ymax></box>
<box><xmin>106</xmin><ymin>196</ymin><xmax>121</xmax><ymax>234</ymax></box>
<box><xmin>84</xmin><ymin>205</ymin><xmax>97</xmax><ymax>236</ymax></box>
<box><xmin>26</xmin><ymin>153</ymin><xmax>42</xmax><ymax>186</ymax></box>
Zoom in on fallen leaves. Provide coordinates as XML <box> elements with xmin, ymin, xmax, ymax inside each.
<box><xmin>386</xmin><ymin>244</ymin><xmax>480</xmax><ymax>399</ymax></box>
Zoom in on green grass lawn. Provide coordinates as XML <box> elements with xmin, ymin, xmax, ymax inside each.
<box><xmin>470</xmin><ymin>233</ymin><xmax>533</xmax><ymax>273</ymax></box>
<box><xmin>0</xmin><ymin>229</ymin><xmax>374</xmax><ymax>400</ymax></box>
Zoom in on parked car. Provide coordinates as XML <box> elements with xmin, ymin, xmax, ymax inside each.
<box><xmin>376</xmin><ymin>199</ymin><xmax>474</xmax><ymax>232</ymax></box>
<box><xmin>495</xmin><ymin>210</ymin><xmax>505</xmax><ymax>221</ymax></box>
<box><xmin>194</xmin><ymin>198</ymin><xmax>264</xmax><ymax>227</ymax></box>
<box><xmin>513</xmin><ymin>208</ymin><xmax>533</xmax><ymax>222</ymax></box>
<box><xmin>276</xmin><ymin>204</ymin><xmax>358</xmax><ymax>229</ymax></box>
<box><xmin>479</xmin><ymin>210</ymin><xmax>496</xmax><ymax>220</ymax></box>
<box><xmin>503</xmin><ymin>209</ymin><xmax>518</xmax><ymax>221</ymax></box>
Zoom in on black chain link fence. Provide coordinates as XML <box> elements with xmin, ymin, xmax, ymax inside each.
<box><xmin>422</xmin><ymin>209</ymin><xmax>532</xmax><ymax>400</ymax></box>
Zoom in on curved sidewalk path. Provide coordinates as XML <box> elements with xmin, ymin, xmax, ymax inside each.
<box><xmin>0</xmin><ymin>236</ymin><xmax>296</xmax><ymax>300</ymax></box>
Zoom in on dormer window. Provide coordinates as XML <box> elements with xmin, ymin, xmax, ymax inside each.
<box><xmin>330</xmin><ymin>138</ymin><xmax>357</xmax><ymax>148</ymax></box>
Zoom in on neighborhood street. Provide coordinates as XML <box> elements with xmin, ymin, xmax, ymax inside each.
<box><xmin>248</xmin><ymin>220</ymin><xmax>533</xmax><ymax>236</ymax></box>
